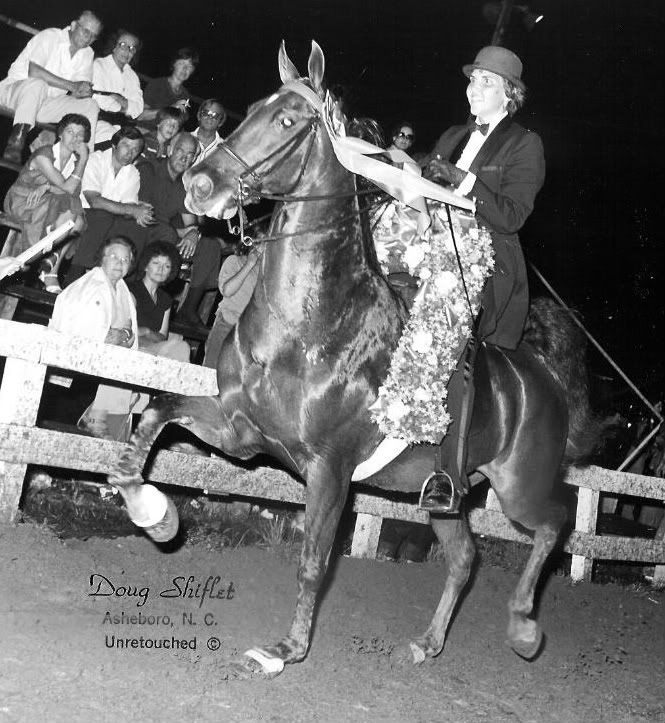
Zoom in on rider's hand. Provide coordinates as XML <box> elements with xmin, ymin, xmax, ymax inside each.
<box><xmin>110</xmin><ymin>93</ymin><xmax>129</xmax><ymax>112</ymax></box>
<box><xmin>426</xmin><ymin>157</ymin><xmax>467</xmax><ymax>187</ymax></box>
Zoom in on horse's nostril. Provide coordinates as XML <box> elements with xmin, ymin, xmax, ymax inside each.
<box><xmin>190</xmin><ymin>173</ymin><xmax>213</xmax><ymax>202</ymax></box>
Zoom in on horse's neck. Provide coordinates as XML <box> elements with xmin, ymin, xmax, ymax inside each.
<box><xmin>259</xmin><ymin>142</ymin><xmax>368</xmax><ymax>317</ymax></box>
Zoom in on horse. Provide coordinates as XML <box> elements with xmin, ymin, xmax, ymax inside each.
<box><xmin>109</xmin><ymin>41</ymin><xmax>599</xmax><ymax>677</ymax></box>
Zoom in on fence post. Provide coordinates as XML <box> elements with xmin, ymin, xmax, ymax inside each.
<box><xmin>350</xmin><ymin>513</ymin><xmax>382</xmax><ymax>558</ymax></box>
<box><xmin>0</xmin><ymin>357</ymin><xmax>46</xmax><ymax>521</ymax></box>
<box><xmin>570</xmin><ymin>486</ymin><xmax>599</xmax><ymax>582</ymax></box>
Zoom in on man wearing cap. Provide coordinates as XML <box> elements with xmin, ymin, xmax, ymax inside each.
<box><xmin>423</xmin><ymin>45</ymin><xmax>546</xmax><ymax>509</ymax></box>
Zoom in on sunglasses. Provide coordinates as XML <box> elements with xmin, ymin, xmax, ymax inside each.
<box><xmin>116</xmin><ymin>41</ymin><xmax>138</xmax><ymax>53</ymax></box>
<box><xmin>200</xmin><ymin>110</ymin><xmax>223</xmax><ymax>119</ymax></box>
<box><xmin>396</xmin><ymin>131</ymin><xmax>414</xmax><ymax>140</ymax></box>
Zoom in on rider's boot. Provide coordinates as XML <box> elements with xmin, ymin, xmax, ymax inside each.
<box><xmin>419</xmin><ymin>337</ymin><xmax>477</xmax><ymax>513</ymax></box>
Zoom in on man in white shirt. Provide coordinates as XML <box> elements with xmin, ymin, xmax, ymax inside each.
<box><xmin>0</xmin><ymin>11</ymin><xmax>102</xmax><ymax>164</ymax></box>
<box><xmin>93</xmin><ymin>30</ymin><xmax>144</xmax><ymax>145</ymax></box>
<box><xmin>67</xmin><ymin>125</ymin><xmax>153</xmax><ymax>281</ymax></box>
<box><xmin>192</xmin><ymin>99</ymin><xmax>226</xmax><ymax>162</ymax></box>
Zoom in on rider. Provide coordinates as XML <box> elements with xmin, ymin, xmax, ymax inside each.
<box><xmin>354</xmin><ymin>46</ymin><xmax>545</xmax><ymax>512</ymax></box>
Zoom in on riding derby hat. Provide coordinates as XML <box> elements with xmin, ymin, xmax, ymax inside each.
<box><xmin>462</xmin><ymin>46</ymin><xmax>526</xmax><ymax>91</ymax></box>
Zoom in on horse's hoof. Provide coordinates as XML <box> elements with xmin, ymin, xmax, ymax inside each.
<box><xmin>409</xmin><ymin>641</ymin><xmax>427</xmax><ymax>665</ymax></box>
<box><xmin>509</xmin><ymin>630</ymin><xmax>545</xmax><ymax>661</ymax></box>
<box><xmin>230</xmin><ymin>649</ymin><xmax>284</xmax><ymax>678</ymax></box>
<box><xmin>143</xmin><ymin>496</ymin><xmax>179</xmax><ymax>543</ymax></box>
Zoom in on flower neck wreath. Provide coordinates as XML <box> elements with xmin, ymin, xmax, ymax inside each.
<box><xmin>370</xmin><ymin>201</ymin><xmax>494</xmax><ymax>444</ymax></box>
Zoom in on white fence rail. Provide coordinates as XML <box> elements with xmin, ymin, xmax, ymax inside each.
<box><xmin>1</xmin><ymin>319</ymin><xmax>664</xmax><ymax>584</ymax></box>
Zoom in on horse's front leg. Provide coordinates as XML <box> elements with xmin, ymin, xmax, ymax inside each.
<box><xmin>410</xmin><ymin>512</ymin><xmax>475</xmax><ymax>662</ymax></box>
<box><xmin>235</xmin><ymin>457</ymin><xmax>350</xmax><ymax>677</ymax></box>
<box><xmin>109</xmin><ymin>394</ymin><xmax>226</xmax><ymax>542</ymax></box>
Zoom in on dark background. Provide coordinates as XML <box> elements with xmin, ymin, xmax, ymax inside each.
<box><xmin>1</xmin><ymin>0</ymin><xmax>663</xmax><ymax>406</ymax></box>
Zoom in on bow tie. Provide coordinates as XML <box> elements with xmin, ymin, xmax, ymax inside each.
<box><xmin>468</xmin><ymin>121</ymin><xmax>490</xmax><ymax>136</ymax></box>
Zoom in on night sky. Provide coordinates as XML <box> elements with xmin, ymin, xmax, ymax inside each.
<box><xmin>1</xmin><ymin>0</ymin><xmax>664</xmax><ymax>406</ymax></box>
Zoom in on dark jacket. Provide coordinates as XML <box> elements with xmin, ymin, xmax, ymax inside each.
<box><xmin>427</xmin><ymin>116</ymin><xmax>545</xmax><ymax>348</ymax></box>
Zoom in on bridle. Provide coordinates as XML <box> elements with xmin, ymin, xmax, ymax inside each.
<box><xmin>210</xmin><ymin>81</ymin><xmax>386</xmax><ymax>246</ymax></box>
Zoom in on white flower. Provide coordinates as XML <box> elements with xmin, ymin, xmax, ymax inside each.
<box><xmin>386</xmin><ymin>399</ymin><xmax>409</xmax><ymax>423</ymax></box>
<box><xmin>414</xmin><ymin>387</ymin><xmax>432</xmax><ymax>403</ymax></box>
<box><xmin>435</xmin><ymin>271</ymin><xmax>458</xmax><ymax>295</ymax></box>
<box><xmin>418</xmin><ymin>267</ymin><xmax>432</xmax><ymax>280</ymax></box>
<box><xmin>412</xmin><ymin>329</ymin><xmax>433</xmax><ymax>353</ymax></box>
<box><xmin>403</xmin><ymin>244</ymin><xmax>426</xmax><ymax>273</ymax></box>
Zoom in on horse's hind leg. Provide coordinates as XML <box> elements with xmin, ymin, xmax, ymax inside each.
<box><xmin>503</xmin><ymin>497</ymin><xmax>567</xmax><ymax>660</ymax></box>
<box><xmin>410</xmin><ymin>513</ymin><xmax>475</xmax><ymax>663</ymax></box>
<box><xmin>109</xmin><ymin>394</ymin><xmax>225</xmax><ymax>542</ymax></box>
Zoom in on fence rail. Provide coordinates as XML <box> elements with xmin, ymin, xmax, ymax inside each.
<box><xmin>0</xmin><ymin>319</ymin><xmax>663</xmax><ymax>584</ymax></box>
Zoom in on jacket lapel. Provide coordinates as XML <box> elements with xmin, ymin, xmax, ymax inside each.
<box><xmin>469</xmin><ymin>116</ymin><xmax>523</xmax><ymax>174</ymax></box>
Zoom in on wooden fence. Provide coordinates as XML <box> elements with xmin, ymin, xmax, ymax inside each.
<box><xmin>1</xmin><ymin>318</ymin><xmax>664</xmax><ymax>585</ymax></box>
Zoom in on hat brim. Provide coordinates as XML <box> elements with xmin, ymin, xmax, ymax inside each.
<box><xmin>462</xmin><ymin>63</ymin><xmax>526</xmax><ymax>92</ymax></box>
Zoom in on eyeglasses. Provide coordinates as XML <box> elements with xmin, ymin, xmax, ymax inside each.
<box><xmin>396</xmin><ymin>131</ymin><xmax>414</xmax><ymax>140</ymax></box>
<box><xmin>117</xmin><ymin>41</ymin><xmax>138</xmax><ymax>53</ymax></box>
<box><xmin>104</xmin><ymin>252</ymin><xmax>131</xmax><ymax>266</ymax></box>
<box><xmin>200</xmin><ymin>110</ymin><xmax>223</xmax><ymax>119</ymax></box>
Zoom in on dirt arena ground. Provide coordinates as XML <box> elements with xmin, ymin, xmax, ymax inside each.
<box><xmin>1</xmin><ymin>522</ymin><xmax>663</xmax><ymax>722</ymax></box>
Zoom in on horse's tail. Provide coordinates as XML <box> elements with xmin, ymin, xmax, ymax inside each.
<box><xmin>522</xmin><ymin>297</ymin><xmax>603</xmax><ymax>467</ymax></box>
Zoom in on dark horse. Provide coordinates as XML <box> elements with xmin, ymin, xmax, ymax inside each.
<box><xmin>109</xmin><ymin>42</ymin><xmax>597</xmax><ymax>677</ymax></box>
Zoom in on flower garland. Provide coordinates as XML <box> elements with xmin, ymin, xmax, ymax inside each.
<box><xmin>370</xmin><ymin>201</ymin><xmax>494</xmax><ymax>444</ymax></box>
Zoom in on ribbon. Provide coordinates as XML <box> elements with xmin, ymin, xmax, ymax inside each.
<box><xmin>280</xmin><ymin>81</ymin><xmax>475</xmax><ymax>233</ymax></box>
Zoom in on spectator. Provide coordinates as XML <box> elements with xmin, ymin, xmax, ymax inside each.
<box><xmin>49</xmin><ymin>236</ymin><xmax>139</xmax><ymax>440</ymax></box>
<box><xmin>134</xmin><ymin>132</ymin><xmax>226</xmax><ymax>329</ymax></box>
<box><xmin>92</xmin><ymin>29</ymin><xmax>144</xmax><ymax>145</ymax></box>
<box><xmin>127</xmin><ymin>241</ymin><xmax>190</xmax><ymax>362</ymax></box>
<box><xmin>203</xmin><ymin>242</ymin><xmax>262</xmax><ymax>368</ymax></box>
<box><xmin>140</xmin><ymin>47</ymin><xmax>199</xmax><ymax>123</ymax></box>
<box><xmin>66</xmin><ymin>125</ymin><xmax>152</xmax><ymax>282</ymax></box>
<box><xmin>0</xmin><ymin>11</ymin><xmax>101</xmax><ymax>164</ymax></box>
<box><xmin>388</xmin><ymin>121</ymin><xmax>415</xmax><ymax>155</ymax></box>
<box><xmin>192</xmin><ymin>99</ymin><xmax>226</xmax><ymax>162</ymax></box>
<box><xmin>141</xmin><ymin>107</ymin><xmax>184</xmax><ymax>163</ymax></box>
<box><xmin>3</xmin><ymin>113</ymin><xmax>90</xmax><ymax>292</ymax></box>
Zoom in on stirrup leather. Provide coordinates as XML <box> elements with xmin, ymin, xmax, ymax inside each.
<box><xmin>418</xmin><ymin>470</ymin><xmax>460</xmax><ymax>513</ymax></box>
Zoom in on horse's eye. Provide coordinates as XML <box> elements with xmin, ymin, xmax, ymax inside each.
<box><xmin>281</xmin><ymin>117</ymin><xmax>294</xmax><ymax>128</ymax></box>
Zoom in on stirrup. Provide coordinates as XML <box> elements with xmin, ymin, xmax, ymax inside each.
<box><xmin>418</xmin><ymin>471</ymin><xmax>461</xmax><ymax>513</ymax></box>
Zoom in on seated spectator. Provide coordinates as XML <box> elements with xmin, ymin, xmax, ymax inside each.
<box><xmin>141</xmin><ymin>107</ymin><xmax>185</xmax><ymax>163</ymax></box>
<box><xmin>93</xmin><ymin>29</ymin><xmax>144</xmax><ymax>145</ymax></box>
<box><xmin>0</xmin><ymin>11</ymin><xmax>101</xmax><ymax>163</ymax></box>
<box><xmin>66</xmin><ymin>125</ymin><xmax>153</xmax><ymax>283</ymax></box>
<box><xmin>49</xmin><ymin>236</ymin><xmax>139</xmax><ymax>440</ymax></box>
<box><xmin>192</xmin><ymin>99</ymin><xmax>227</xmax><ymax>162</ymax></box>
<box><xmin>139</xmin><ymin>47</ymin><xmax>199</xmax><ymax>123</ymax></box>
<box><xmin>127</xmin><ymin>241</ymin><xmax>190</xmax><ymax>362</ymax></box>
<box><xmin>203</xmin><ymin>242</ymin><xmax>261</xmax><ymax>368</ymax></box>
<box><xmin>3</xmin><ymin>113</ymin><xmax>90</xmax><ymax>292</ymax></box>
<box><xmin>134</xmin><ymin>132</ymin><xmax>227</xmax><ymax>329</ymax></box>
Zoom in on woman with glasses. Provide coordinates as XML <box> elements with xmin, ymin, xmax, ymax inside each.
<box><xmin>48</xmin><ymin>236</ymin><xmax>139</xmax><ymax>439</ymax></box>
<box><xmin>92</xmin><ymin>30</ymin><xmax>144</xmax><ymax>146</ymax></box>
<box><xmin>388</xmin><ymin>122</ymin><xmax>415</xmax><ymax>155</ymax></box>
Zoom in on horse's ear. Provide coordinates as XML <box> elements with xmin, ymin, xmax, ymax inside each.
<box><xmin>278</xmin><ymin>40</ymin><xmax>300</xmax><ymax>84</ymax></box>
<box><xmin>307</xmin><ymin>40</ymin><xmax>325</xmax><ymax>94</ymax></box>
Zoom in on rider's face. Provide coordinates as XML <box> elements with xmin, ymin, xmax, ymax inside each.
<box><xmin>466</xmin><ymin>69</ymin><xmax>508</xmax><ymax>121</ymax></box>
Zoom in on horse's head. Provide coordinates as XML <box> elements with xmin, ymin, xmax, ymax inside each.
<box><xmin>184</xmin><ymin>41</ymin><xmax>328</xmax><ymax>219</ymax></box>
